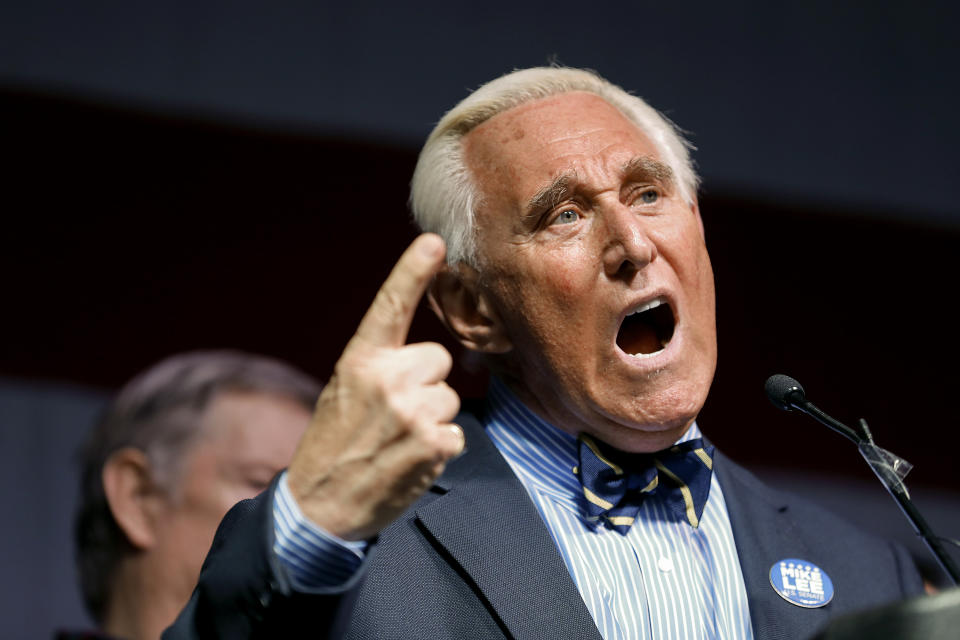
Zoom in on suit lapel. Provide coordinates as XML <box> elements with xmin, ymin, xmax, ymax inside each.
<box><xmin>415</xmin><ymin>411</ymin><xmax>603</xmax><ymax>640</ymax></box>
<box><xmin>715</xmin><ymin>452</ymin><xmax>834</xmax><ymax>640</ymax></box>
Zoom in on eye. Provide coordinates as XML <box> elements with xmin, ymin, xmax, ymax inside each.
<box><xmin>244</xmin><ymin>476</ymin><xmax>273</xmax><ymax>494</ymax></box>
<box><xmin>550</xmin><ymin>209</ymin><xmax>580</xmax><ymax>225</ymax></box>
<box><xmin>639</xmin><ymin>189</ymin><xmax>659</xmax><ymax>204</ymax></box>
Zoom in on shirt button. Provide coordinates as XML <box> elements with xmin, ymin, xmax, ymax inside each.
<box><xmin>657</xmin><ymin>556</ymin><xmax>674</xmax><ymax>573</ymax></box>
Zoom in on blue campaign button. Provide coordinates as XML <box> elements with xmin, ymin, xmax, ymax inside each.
<box><xmin>769</xmin><ymin>559</ymin><xmax>834</xmax><ymax>608</ymax></box>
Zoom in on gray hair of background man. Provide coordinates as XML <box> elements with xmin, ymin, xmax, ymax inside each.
<box><xmin>74</xmin><ymin>350</ymin><xmax>321</xmax><ymax>624</ymax></box>
<box><xmin>410</xmin><ymin>66</ymin><xmax>700</xmax><ymax>267</ymax></box>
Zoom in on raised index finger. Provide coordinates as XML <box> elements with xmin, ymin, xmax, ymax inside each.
<box><xmin>353</xmin><ymin>233</ymin><xmax>446</xmax><ymax>347</ymax></box>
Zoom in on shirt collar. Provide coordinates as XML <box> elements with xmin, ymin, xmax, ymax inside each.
<box><xmin>483</xmin><ymin>377</ymin><xmax>704</xmax><ymax>513</ymax></box>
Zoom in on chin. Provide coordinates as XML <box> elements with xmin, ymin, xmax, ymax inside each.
<box><xmin>590</xmin><ymin>381</ymin><xmax>710</xmax><ymax>451</ymax></box>
<box><xmin>593</xmin><ymin>423</ymin><xmax>691</xmax><ymax>453</ymax></box>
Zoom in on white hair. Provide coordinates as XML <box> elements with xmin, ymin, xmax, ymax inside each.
<box><xmin>409</xmin><ymin>66</ymin><xmax>700</xmax><ymax>266</ymax></box>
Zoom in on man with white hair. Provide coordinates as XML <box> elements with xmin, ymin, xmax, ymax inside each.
<box><xmin>166</xmin><ymin>68</ymin><xmax>922</xmax><ymax>639</ymax></box>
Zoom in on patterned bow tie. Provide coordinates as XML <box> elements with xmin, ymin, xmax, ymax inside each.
<box><xmin>574</xmin><ymin>434</ymin><xmax>715</xmax><ymax>534</ymax></box>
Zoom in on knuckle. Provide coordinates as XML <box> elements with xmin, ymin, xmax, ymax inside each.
<box><xmin>414</xmin><ymin>342</ymin><xmax>452</xmax><ymax>377</ymax></box>
<box><xmin>427</xmin><ymin>342</ymin><xmax>454</xmax><ymax>370</ymax></box>
<box><xmin>414</xmin><ymin>420</ymin><xmax>460</xmax><ymax>458</ymax></box>
<box><xmin>386</xmin><ymin>393</ymin><xmax>419</xmax><ymax>431</ymax></box>
<box><xmin>439</xmin><ymin>383</ymin><xmax>461</xmax><ymax>419</ymax></box>
<box><xmin>408</xmin><ymin>416</ymin><xmax>439</xmax><ymax>443</ymax></box>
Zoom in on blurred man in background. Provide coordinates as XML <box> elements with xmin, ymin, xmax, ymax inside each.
<box><xmin>61</xmin><ymin>351</ymin><xmax>320</xmax><ymax>640</ymax></box>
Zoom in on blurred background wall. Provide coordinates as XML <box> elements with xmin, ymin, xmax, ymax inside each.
<box><xmin>2</xmin><ymin>1</ymin><xmax>958</xmax><ymax>635</ymax></box>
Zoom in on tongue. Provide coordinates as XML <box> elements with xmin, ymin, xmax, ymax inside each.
<box><xmin>617</xmin><ymin>324</ymin><xmax>662</xmax><ymax>355</ymax></box>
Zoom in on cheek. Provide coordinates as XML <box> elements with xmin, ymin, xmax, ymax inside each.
<box><xmin>485</xmin><ymin>243</ymin><xmax>601</xmax><ymax>345</ymax></box>
<box><xmin>220</xmin><ymin>483</ymin><xmax>263</xmax><ymax>512</ymax></box>
<box><xmin>177</xmin><ymin>487</ymin><xmax>230</xmax><ymax>531</ymax></box>
<box><xmin>660</xmin><ymin>225</ymin><xmax>711</xmax><ymax>284</ymax></box>
<box><xmin>550</xmin><ymin>265</ymin><xmax>580</xmax><ymax>298</ymax></box>
<box><xmin>692</xmin><ymin>245</ymin><xmax>715</xmax><ymax>302</ymax></box>
<box><xmin>519</xmin><ymin>262</ymin><xmax>592</xmax><ymax>324</ymax></box>
<box><xmin>542</xmin><ymin>244</ymin><xmax>598</xmax><ymax>296</ymax></box>
<box><xmin>176</xmin><ymin>462</ymin><xmax>240</xmax><ymax>524</ymax></box>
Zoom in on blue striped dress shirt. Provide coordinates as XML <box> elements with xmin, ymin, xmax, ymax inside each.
<box><xmin>273</xmin><ymin>473</ymin><xmax>367</xmax><ymax>589</ymax></box>
<box><xmin>484</xmin><ymin>378</ymin><xmax>754</xmax><ymax>640</ymax></box>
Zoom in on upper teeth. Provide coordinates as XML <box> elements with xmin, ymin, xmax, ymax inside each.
<box><xmin>628</xmin><ymin>297</ymin><xmax>665</xmax><ymax>316</ymax></box>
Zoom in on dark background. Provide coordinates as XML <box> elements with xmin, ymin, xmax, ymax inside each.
<box><xmin>4</xmin><ymin>88</ymin><xmax>959</xmax><ymax>485</ymax></box>
<box><xmin>1</xmin><ymin>1</ymin><xmax>958</xmax><ymax>635</ymax></box>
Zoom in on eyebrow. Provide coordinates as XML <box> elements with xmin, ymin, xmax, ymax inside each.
<box><xmin>524</xmin><ymin>156</ymin><xmax>676</xmax><ymax>217</ymax></box>
<box><xmin>621</xmin><ymin>156</ymin><xmax>675</xmax><ymax>187</ymax></box>
<box><xmin>525</xmin><ymin>171</ymin><xmax>577</xmax><ymax>215</ymax></box>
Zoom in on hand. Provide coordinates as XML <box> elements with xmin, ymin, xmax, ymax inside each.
<box><xmin>286</xmin><ymin>233</ymin><xmax>464</xmax><ymax>541</ymax></box>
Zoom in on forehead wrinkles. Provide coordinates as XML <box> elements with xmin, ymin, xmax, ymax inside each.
<box><xmin>464</xmin><ymin>95</ymin><xmax>666</xmax><ymax>262</ymax></box>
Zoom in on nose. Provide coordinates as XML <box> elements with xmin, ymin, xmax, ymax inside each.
<box><xmin>601</xmin><ymin>205</ymin><xmax>657</xmax><ymax>279</ymax></box>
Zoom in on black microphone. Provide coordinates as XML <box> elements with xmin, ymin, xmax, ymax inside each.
<box><xmin>764</xmin><ymin>373</ymin><xmax>806</xmax><ymax>412</ymax></box>
<box><xmin>764</xmin><ymin>374</ymin><xmax>862</xmax><ymax>444</ymax></box>
<box><xmin>764</xmin><ymin>373</ymin><xmax>960</xmax><ymax>585</ymax></box>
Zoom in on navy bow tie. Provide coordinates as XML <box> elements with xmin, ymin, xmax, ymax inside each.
<box><xmin>574</xmin><ymin>434</ymin><xmax>715</xmax><ymax>534</ymax></box>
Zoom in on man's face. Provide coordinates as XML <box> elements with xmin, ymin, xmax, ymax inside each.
<box><xmin>151</xmin><ymin>390</ymin><xmax>311</xmax><ymax>608</ymax></box>
<box><xmin>463</xmin><ymin>91</ymin><xmax>716</xmax><ymax>452</ymax></box>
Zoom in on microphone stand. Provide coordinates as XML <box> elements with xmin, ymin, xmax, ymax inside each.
<box><xmin>789</xmin><ymin>397</ymin><xmax>960</xmax><ymax>586</ymax></box>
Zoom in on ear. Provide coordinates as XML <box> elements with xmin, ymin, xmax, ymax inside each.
<box><xmin>102</xmin><ymin>448</ymin><xmax>164</xmax><ymax>550</ymax></box>
<box><xmin>427</xmin><ymin>264</ymin><xmax>512</xmax><ymax>354</ymax></box>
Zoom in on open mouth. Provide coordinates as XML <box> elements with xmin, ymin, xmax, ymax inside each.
<box><xmin>616</xmin><ymin>297</ymin><xmax>676</xmax><ymax>357</ymax></box>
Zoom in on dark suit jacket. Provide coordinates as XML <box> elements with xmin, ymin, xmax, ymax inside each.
<box><xmin>165</xmin><ymin>408</ymin><xmax>923</xmax><ymax>639</ymax></box>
